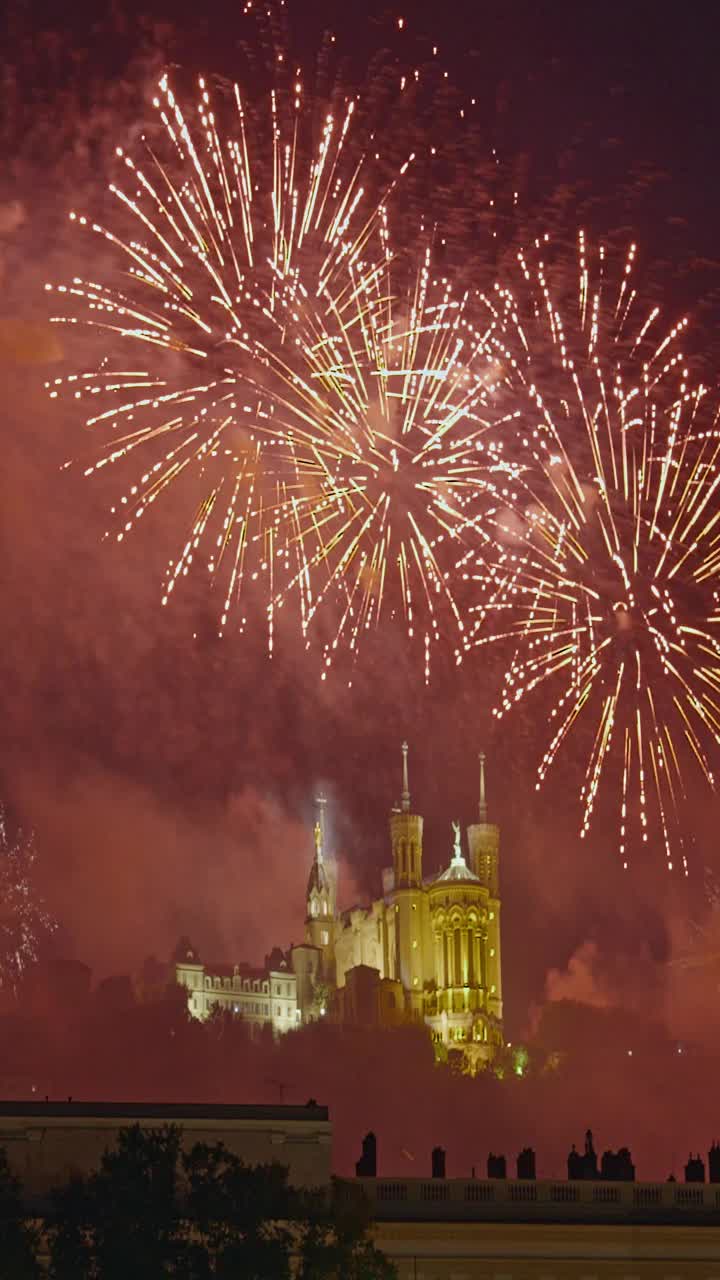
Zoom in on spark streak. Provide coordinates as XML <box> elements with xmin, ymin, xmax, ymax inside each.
<box><xmin>471</xmin><ymin>234</ymin><xmax>720</xmax><ymax>867</ymax></box>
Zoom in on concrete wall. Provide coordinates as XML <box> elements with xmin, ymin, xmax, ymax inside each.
<box><xmin>0</xmin><ymin>1103</ymin><xmax>331</xmax><ymax>1194</ymax></box>
<box><xmin>371</xmin><ymin>1219</ymin><xmax>720</xmax><ymax>1279</ymax></box>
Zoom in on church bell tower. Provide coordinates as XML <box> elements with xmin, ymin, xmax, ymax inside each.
<box><xmin>390</xmin><ymin>742</ymin><xmax>425</xmax><ymax>1014</ymax></box>
<box><xmin>467</xmin><ymin>753</ymin><xmax>499</xmax><ymax>892</ymax></box>
<box><xmin>466</xmin><ymin>752</ymin><xmax>503</xmax><ymax>1025</ymax></box>
<box><xmin>305</xmin><ymin>794</ymin><xmax>336</xmax><ymax>983</ymax></box>
<box><xmin>390</xmin><ymin>742</ymin><xmax>423</xmax><ymax>889</ymax></box>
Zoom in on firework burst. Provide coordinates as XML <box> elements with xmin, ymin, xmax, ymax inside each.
<box><xmin>0</xmin><ymin>806</ymin><xmax>55</xmax><ymax>997</ymax></box>
<box><xmin>45</xmin><ymin>52</ymin><xmax>519</xmax><ymax>671</ymax></box>
<box><xmin>471</xmin><ymin>234</ymin><xmax>720</xmax><ymax>868</ymax></box>
<box><xmin>46</xmin><ymin>64</ymin><xmax>395</xmax><ymax>648</ymax></box>
<box><xmin>242</xmin><ymin>238</ymin><xmax>520</xmax><ymax>678</ymax></box>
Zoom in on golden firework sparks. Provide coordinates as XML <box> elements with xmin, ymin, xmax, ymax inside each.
<box><xmin>470</xmin><ymin>234</ymin><xmax>720</xmax><ymax>870</ymax></box>
<box><xmin>46</xmin><ymin>58</ymin><xmax>518</xmax><ymax>676</ymax></box>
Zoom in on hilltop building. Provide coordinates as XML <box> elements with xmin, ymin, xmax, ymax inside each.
<box><xmin>176</xmin><ymin>745</ymin><xmax>503</xmax><ymax>1064</ymax></box>
<box><xmin>175</xmin><ymin>944</ymin><xmax>299</xmax><ymax>1037</ymax></box>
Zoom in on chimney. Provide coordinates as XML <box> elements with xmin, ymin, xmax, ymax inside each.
<box><xmin>355</xmin><ymin>1132</ymin><xmax>377</xmax><ymax>1178</ymax></box>
<box><xmin>516</xmin><ymin>1147</ymin><xmax>536</xmax><ymax>1180</ymax></box>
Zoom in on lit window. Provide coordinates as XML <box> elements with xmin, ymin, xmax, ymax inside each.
<box><xmin>321</xmin><ymin>930</ymin><xmax>329</xmax><ymax>945</ymax></box>
<box><xmin>489</xmin><ymin>911</ymin><xmax>495</xmax><ymax>920</ymax></box>
<box><xmin>412</xmin><ymin>903</ymin><xmax>417</xmax><ymax>911</ymax></box>
<box><xmin>490</xmin><ymin>948</ymin><xmax>495</xmax><ymax>958</ymax></box>
<box><xmin>412</xmin><ymin>940</ymin><xmax>418</xmax><ymax>950</ymax></box>
<box><xmin>413</xmin><ymin>977</ymin><xmax>418</xmax><ymax>986</ymax></box>
<box><xmin>491</xmin><ymin>985</ymin><xmax>496</xmax><ymax>994</ymax></box>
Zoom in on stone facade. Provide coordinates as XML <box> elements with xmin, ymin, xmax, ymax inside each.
<box><xmin>293</xmin><ymin>746</ymin><xmax>503</xmax><ymax>1064</ymax></box>
<box><xmin>175</xmin><ymin>745</ymin><xmax>503</xmax><ymax>1060</ymax></box>
<box><xmin>176</xmin><ymin>945</ymin><xmax>298</xmax><ymax>1038</ymax></box>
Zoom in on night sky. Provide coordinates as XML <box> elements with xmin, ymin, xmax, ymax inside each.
<box><xmin>2</xmin><ymin>0</ymin><xmax>720</xmax><ymax>1060</ymax></box>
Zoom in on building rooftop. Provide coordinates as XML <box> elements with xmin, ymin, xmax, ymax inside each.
<box><xmin>0</xmin><ymin>1100</ymin><xmax>328</xmax><ymax>1122</ymax></box>
<box><xmin>351</xmin><ymin>1176</ymin><xmax>720</xmax><ymax>1226</ymax></box>
<box><xmin>434</xmin><ymin>860</ymin><xmax>481</xmax><ymax>884</ymax></box>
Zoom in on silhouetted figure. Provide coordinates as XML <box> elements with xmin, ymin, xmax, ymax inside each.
<box><xmin>431</xmin><ymin>1146</ymin><xmax>446</xmax><ymax>1179</ymax></box>
<box><xmin>685</xmin><ymin>1154</ymin><xmax>705</xmax><ymax>1183</ymax></box>
<box><xmin>600</xmin><ymin>1147</ymin><xmax>635</xmax><ymax>1181</ymax></box>
<box><xmin>355</xmin><ymin>1132</ymin><xmax>377</xmax><ymax>1178</ymax></box>
<box><xmin>567</xmin><ymin>1144</ymin><xmax>582</xmax><ymax>1180</ymax></box>
<box><xmin>709</xmin><ymin>1142</ymin><xmax>720</xmax><ymax>1183</ymax></box>
<box><xmin>487</xmin><ymin>1153</ymin><xmax>506</xmax><ymax>1179</ymax></box>
<box><xmin>516</xmin><ymin>1147</ymin><xmax>536</xmax><ymax>1180</ymax></box>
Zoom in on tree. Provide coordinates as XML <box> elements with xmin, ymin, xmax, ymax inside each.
<box><xmin>93</xmin><ymin>1125</ymin><xmax>185</xmax><ymax>1279</ymax></box>
<box><xmin>47</xmin><ymin>1176</ymin><xmax>94</xmax><ymax>1280</ymax></box>
<box><xmin>296</xmin><ymin>1182</ymin><xmax>397</xmax><ymax>1280</ymax></box>
<box><xmin>47</xmin><ymin>1125</ymin><xmax>187</xmax><ymax>1280</ymax></box>
<box><xmin>0</xmin><ymin>1147</ymin><xmax>40</xmax><ymax>1279</ymax></box>
<box><xmin>184</xmin><ymin>1143</ymin><xmax>292</xmax><ymax>1280</ymax></box>
<box><xmin>45</xmin><ymin>1125</ymin><xmax>397</xmax><ymax>1279</ymax></box>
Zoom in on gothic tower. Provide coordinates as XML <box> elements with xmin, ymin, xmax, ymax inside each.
<box><xmin>305</xmin><ymin>795</ymin><xmax>336</xmax><ymax>983</ymax></box>
<box><xmin>466</xmin><ymin>753</ymin><xmax>503</xmax><ymax>1026</ymax></box>
<box><xmin>466</xmin><ymin>753</ymin><xmax>499</xmax><ymax>891</ymax></box>
<box><xmin>316</xmin><ymin>792</ymin><xmax>337</xmax><ymax>918</ymax></box>
<box><xmin>390</xmin><ymin>742</ymin><xmax>425</xmax><ymax>1016</ymax></box>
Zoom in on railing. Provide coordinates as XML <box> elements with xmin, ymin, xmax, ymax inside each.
<box><xmin>352</xmin><ymin>1177</ymin><xmax>720</xmax><ymax>1222</ymax></box>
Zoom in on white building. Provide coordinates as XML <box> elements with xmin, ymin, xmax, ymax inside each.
<box><xmin>175</xmin><ymin>944</ymin><xmax>299</xmax><ymax>1038</ymax></box>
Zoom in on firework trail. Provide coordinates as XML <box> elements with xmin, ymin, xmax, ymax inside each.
<box><xmin>0</xmin><ymin>806</ymin><xmax>55</xmax><ymax>997</ymax></box>
<box><xmin>470</xmin><ymin>234</ymin><xmax>720</xmax><ymax>869</ymax></box>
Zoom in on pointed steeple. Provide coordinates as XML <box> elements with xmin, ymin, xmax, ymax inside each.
<box><xmin>479</xmin><ymin>752</ymin><xmax>488</xmax><ymax>822</ymax></box>
<box><xmin>467</xmin><ymin>748</ymin><xmax>500</xmax><ymax>891</ymax></box>
<box><xmin>307</xmin><ymin>795</ymin><xmax>330</xmax><ymax>903</ymax></box>
<box><xmin>390</xmin><ymin>742</ymin><xmax>424</xmax><ymax>889</ymax></box>
<box><xmin>313</xmin><ymin>820</ymin><xmax>323</xmax><ymax>862</ymax></box>
<box><xmin>401</xmin><ymin>741</ymin><xmax>410</xmax><ymax>813</ymax></box>
<box><xmin>315</xmin><ymin>793</ymin><xmax>327</xmax><ymax>861</ymax></box>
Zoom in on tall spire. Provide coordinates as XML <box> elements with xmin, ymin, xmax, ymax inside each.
<box><xmin>315</xmin><ymin>792</ymin><xmax>327</xmax><ymax>854</ymax></box>
<box><xmin>479</xmin><ymin>752</ymin><xmax>488</xmax><ymax>822</ymax></box>
<box><xmin>401</xmin><ymin>741</ymin><xmax>410</xmax><ymax>812</ymax></box>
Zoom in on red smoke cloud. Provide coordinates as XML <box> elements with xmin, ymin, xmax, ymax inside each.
<box><xmin>16</xmin><ymin>767</ymin><xmax>309</xmax><ymax>975</ymax></box>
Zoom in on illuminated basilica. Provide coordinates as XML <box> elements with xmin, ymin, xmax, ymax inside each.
<box><xmin>292</xmin><ymin>744</ymin><xmax>503</xmax><ymax>1064</ymax></box>
<box><xmin>177</xmin><ymin>744</ymin><xmax>503</xmax><ymax>1064</ymax></box>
